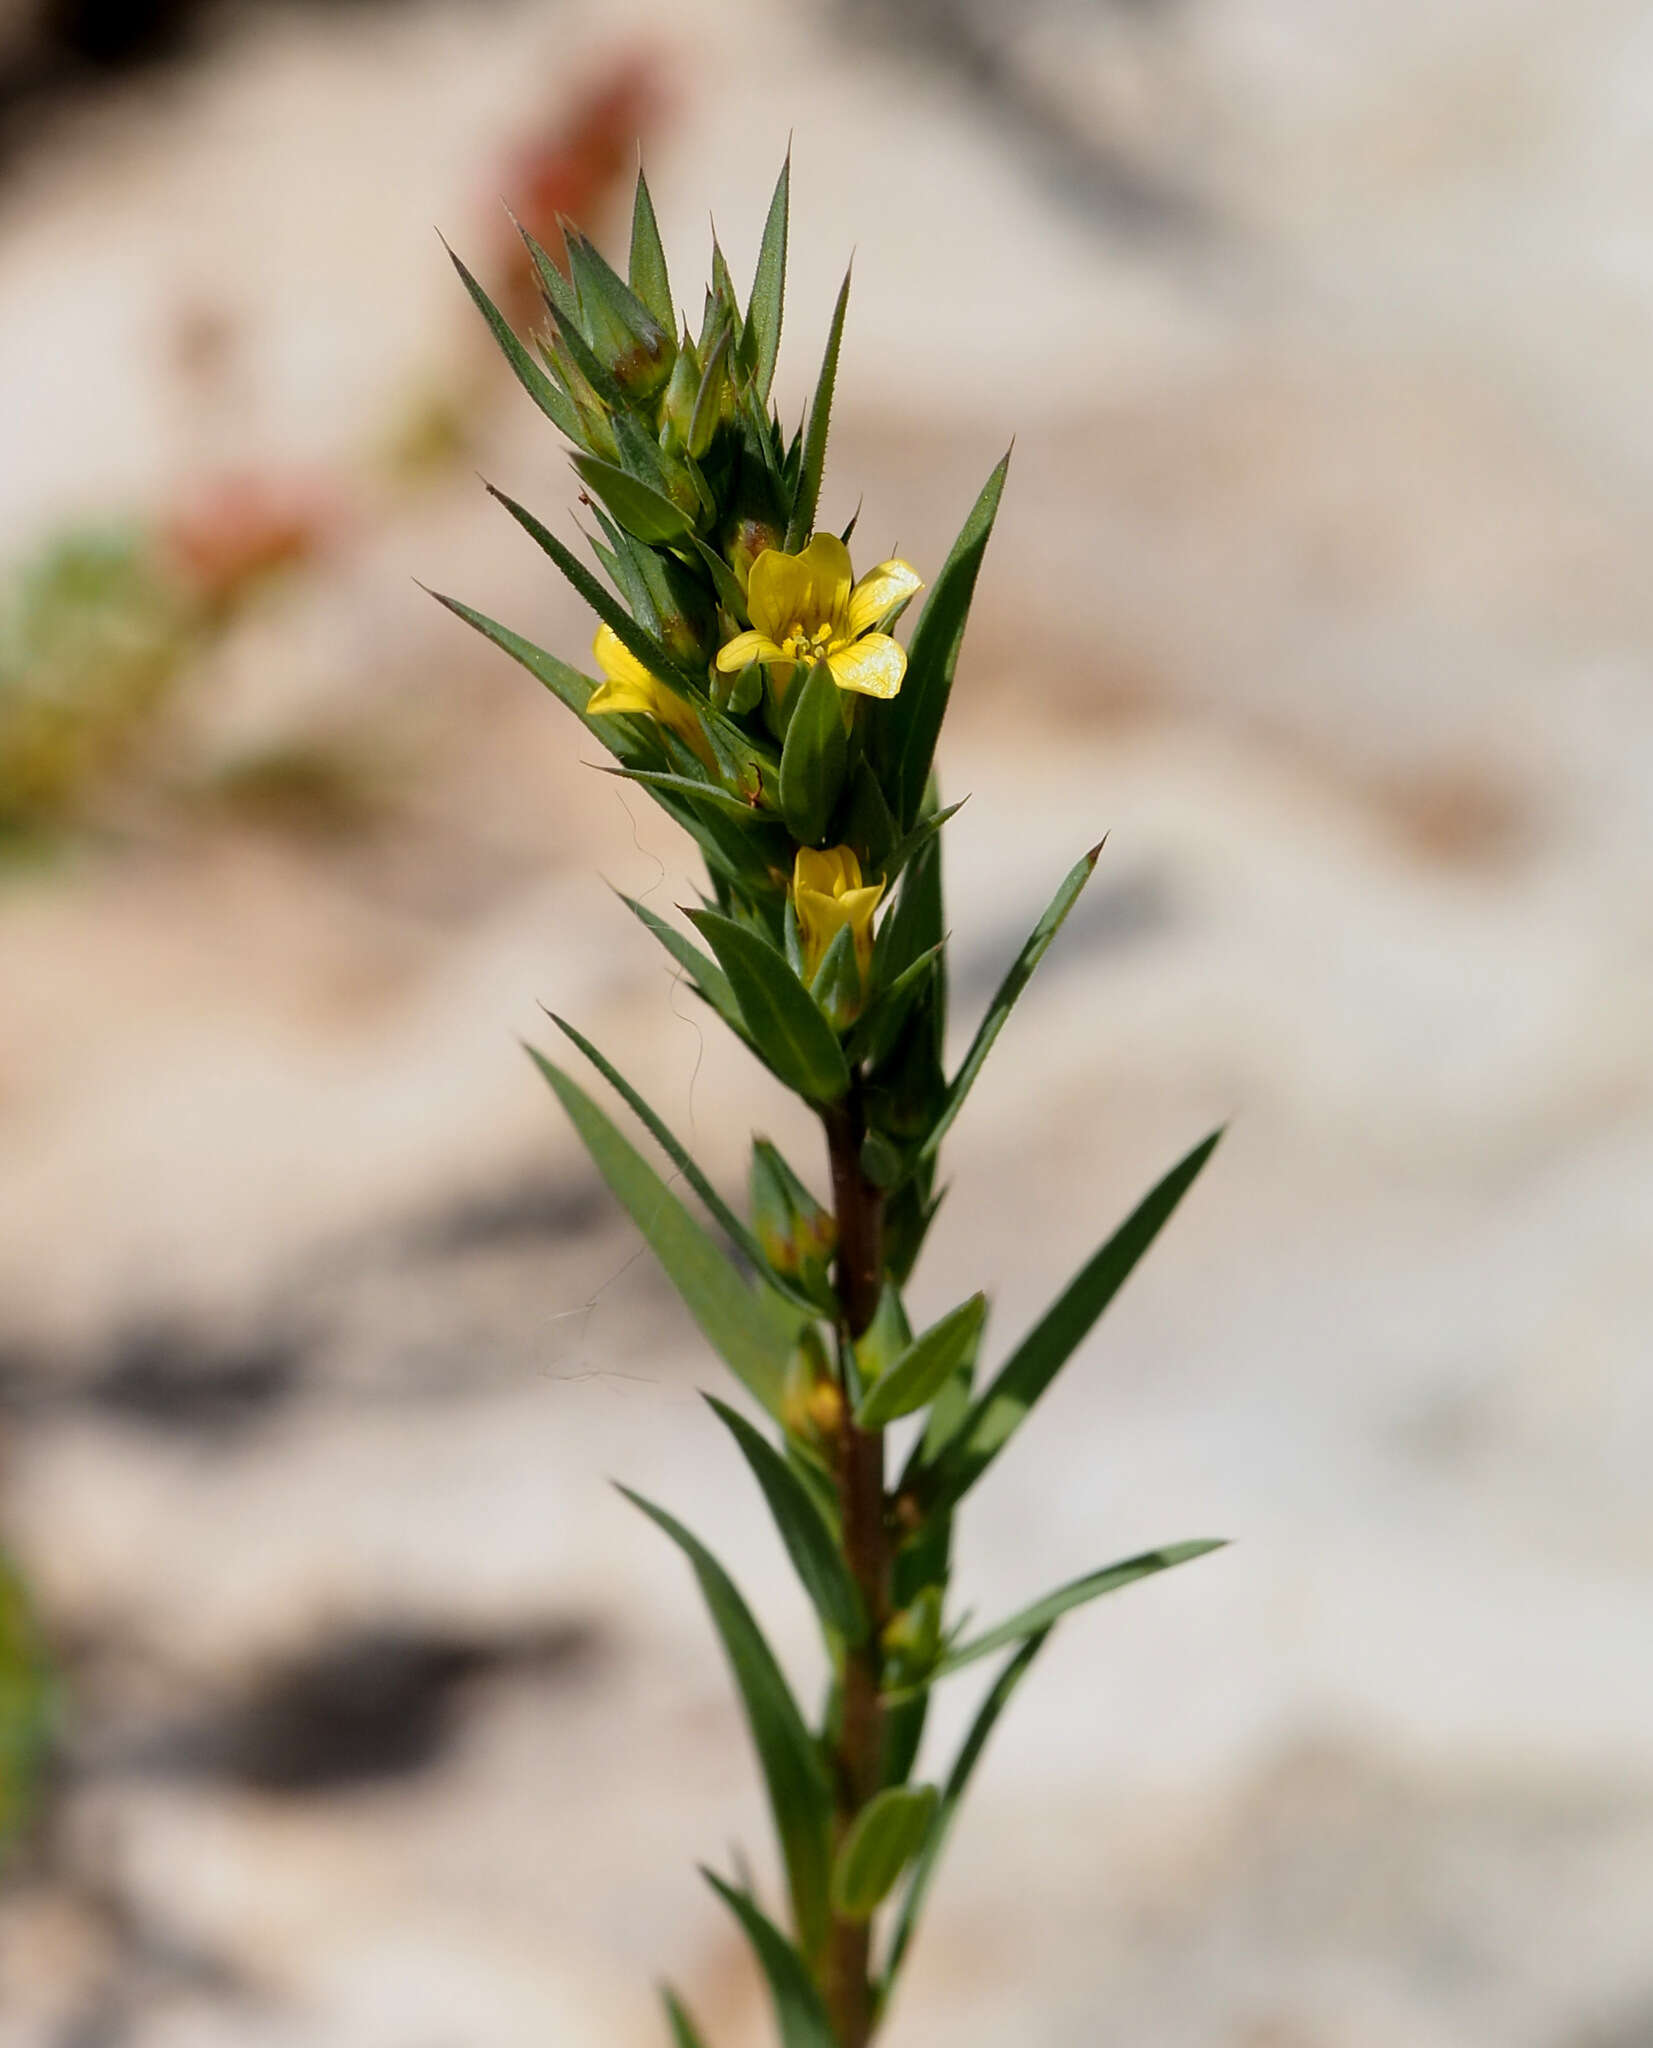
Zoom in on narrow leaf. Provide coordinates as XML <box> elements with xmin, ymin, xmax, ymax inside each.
<box><xmin>548</xmin><ymin>1016</ymin><xmax>817</xmax><ymax>1317</ymax></box>
<box><xmin>613</xmin><ymin>889</ymin><xmax>746</xmax><ymax>1033</ymax></box>
<box><xmin>529</xmin><ymin>1052</ymin><xmax>799</xmax><ymax>1413</ymax></box>
<box><xmin>662</xmin><ymin>1987</ymin><xmax>711</xmax><ymax>2048</ymax></box>
<box><xmin>855</xmin><ymin>1293</ymin><xmax>986</xmax><ymax>1429</ymax></box>
<box><xmin>784</xmin><ymin>266</ymin><xmax>851</xmax><ymax>552</ymax></box>
<box><xmin>603</xmin><ymin>766</ymin><xmax>768</xmax><ymax>826</ymax></box>
<box><xmin>630</xmin><ymin>168</ymin><xmax>674</xmax><ymax>331</ymax></box>
<box><xmin>919</xmin><ymin>843</ymin><xmax>1100</xmax><ymax>1162</ymax></box>
<box><xmin>883</xmin><ymin>1632</ymin><xmax>1050</xmax><ymax>1986</ymax></box>
<box><xmin>922</xmin><ymin>1129</ymin><xmax>1223</xmax><ymax>1509</ymax></box>
<box><xmin>572</xmin><ymin>455</ymin><xmax>695</xmax><ymax>544</ymax></box>
<box><xmin>704</xmin><ymin>1396</ymin><xmax>866</xmax><ymax>1645</ymax></box>
<box><xmin>422</xmin><ymin>588</ymin><xmax>596</xmax><ymax>726</ymax></box>
<box><xmin>701</xmin><ymin>1872</ymin><xmax>836</xmax><ymax>2048</ymax></box>
<box><xmin>483</xmin><ymin>483</ymin><xmax>694</xmax><ymax>691</ymax></box>
<box><xmin>619</xmin><ymin>1491</ymin><xmax>833</xmax><ymax>1955</ymax></box>
<box><xmin>688</xmin><ymin>911</ymin><xmax>851</xmax><ymax>1104</ymax></box>
<box><xmin>881</xmin><ymin>452</ymin><xmax>1010</xmax><ymax>829</ymax></box>
<box><xmin>507</xmin><ymin>205</ymin><xmax>582</xmax><ymax>329</ymax></box>
<box><xmin>931</xmin><ymin>1541</ymin><xmax>1225</xmax><ymax>1679</ymax></box>
<box><xmin>443</xmin><ymin>238</ymin><xmax>581</xmax><ymax>438</ymax></box>
<box><xmin>744</xmin><ymin>153</ymin><xmax>790</xmax><ymax>399</ymax></box>
<box><xmin>778</xmin><ymin>660</ymin><xmax>849</xmax><ymax>847</ymax></box>
<box><xmin>830</xmin><ymin>1785</ymin><xmax>938</xmax><ymax>1920</ymax></box>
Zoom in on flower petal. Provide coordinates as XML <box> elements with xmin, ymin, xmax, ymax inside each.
<box><xmin>845</xmin><ymin>559</ymin><xmax>924</xmax><ymax>640</ymax></box>
<box><xmin>594</xmin><ymin>622</ymin><xmax>660</xmax><ymax>693</ymax></box>
<box><xmin>747</xmin><ymin>533</ymin><xmax>854</xmax><ymax>643</ymax></box>
<box><xmin>795</xmin><ymin>845</ymin><xmax>862</xmax><ymax>898</ymax></box>
<box><xmin>827</xmin><ymin>633</ymin><xmax>907</xmax><ymax>700</ymax></box>
<box><xmin>588</xmin><ymin>674</ymin><xmax>656</xmax><ymax>719</ymax></box>
<box><xmin>715</xmin><ymin>628</ymin><xmax>779</xmax><ymax>674</ymax></box>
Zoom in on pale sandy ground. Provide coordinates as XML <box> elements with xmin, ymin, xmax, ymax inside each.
<box><xmin>2</xmin><ymin>2</ymin><xmax>1652</xmax><ymax>2044</ymax></box>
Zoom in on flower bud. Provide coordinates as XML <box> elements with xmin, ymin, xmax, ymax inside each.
<box><xmin>780</xmin><ymin>1327</ymin><xmax>842</xmax><ymax>1447</ymax></box>
<box><xmin>751</xmin><ymin>1139</ymin><xmax>837</xmax><ymax>1302</ymax></box>
<box><xmin>881</xmin><ymin>1586</ymin><xmax>943</xmax><ymax>1689</ymax></box>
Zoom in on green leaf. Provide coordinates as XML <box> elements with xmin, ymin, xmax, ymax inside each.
<box><xmin>630</xmin><ymin>168</ymin><xmax>674</xmax><ymax>331</ymax></box>
<box><xmin>548</xmin><ymin>1016</ymin><xmax>818</xmax><ymax>1318</ymax></box>
<box><xmin>573</xmin><ymin>455</ymin><xmax>695</xmax><ymax>544</ymax></box>
<box><xmin>930</xmin><ymin>1541</ymin><xmax>1225</xmax><ymax>1680</ymax></box>
<box><xmin>778</xmin><ymin>661</ymin><xmax>849</xmax><ymax>846</ymax></box>
<box><xmin>614</xmin><ymin>889</ymin><xmax>747</xmax><ymax>1035</ymax></box>
<box><xmin>846</xmin><ymin>941</ymin><xmax>942</xmax><ymax>1070</ymax></box>
<box><xmin>482</xmin><ymin>483</ymin><xmax>693</xmax><ymax>691</ymax></box>
<box><xmin>921</xmin><ymin>1129</ymin><xmax>1223</xmax><ymax>1510</ymax></box>
<box><xmin>919</xmin><ymin>842</ymin><xmax>1101</xmax><ymax>1163</ymax></box>
<box><xmin>442</xmin><ymin>238</ymin><xmax>582</xmax><ymax>439</ymax></box>
<box><xmin>784</xmin><ymin>266</ymin><xmax>851</xmax><ymax>553</ymax></box>
<box><xmin>688</xmin><ymin>911</ymin><xmax>851</xmax><ymax>1104</ymax></box>
<box><xmin>883</xmin><ymin>1632</ymin><xmax>1050</xmax><ymax>1987</ymax></box>
<box><xmin>881</xmin><ymin>452</ymin><xmax>1010</xmax><ymax>829</ymax></box>
<box><xmin>506</xmin><ymin>204</ymin><xmax>582</xmax><ymax>330</ymax></box>
<box><xmin>620</xmin><ymin>1491</ymin><xmax>832</xmax><ymax>1957</ymax></box>
<box><xmin>688</xmin><ymin>319</ymin><xmax>733</xmax><ymax>462</ymax></box>
<box><xmin>0</xmin><ymin>1555</ymin><xmax>50</xmax><ymax>1855</ymax></box>
<box><xmin>830</xmin><ymin>1785</ymin><xmax>939</xmax><ymax>1921</ymax></box>
<box><xmin>704</xmin><ymin>1397</ymin><xmax>865</xmax><ymax>1645</ymax></box>
<box><xmin>661</xmin><ymin>1987</ymin><xmax>711</xmax><ymax>2048</ymax></box>
<box><xmin>855</xmin><ymin>1293</ymin><xmax>987</xmax><ymax>1429</ymax></box>
<box><xmin>701</xmin><ymin>1872</ymin><xmax>836</xmax><ymax>2048</ymax></box>
<box><xmin>421</xmin><ymin>587</ymin><xmax>599</xmax><ymax>729</ymax></box>
<box><xmin>603</xmin><ymin>766</ymin><xmax>768</xmax><ymax>827</ymax></box>
<box><xmin>744</xmin><ymin>153</ymin><xmax>790</xmax><ymax>399</ymax></box>
<box><xmin>528</xmin><ymin>1052</ymin><xmax>799</xmax><ymax>1413</ymax></box>
<box><xmin>565</xmin><ymin>223</ymin><xmax>670</xmax><ymax>383</ymax></box>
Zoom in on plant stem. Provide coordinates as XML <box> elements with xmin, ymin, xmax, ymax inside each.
<box><xmin>822</xmin><ymin>1088</ymin><xmax>888</xmax><ymax>2048</ymax></box>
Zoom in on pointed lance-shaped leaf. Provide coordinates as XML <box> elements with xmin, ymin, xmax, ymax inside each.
<box><xmin>830</xmin><ymin>1785</ymin><xmax>939</xmax><ymax>1921</ymax></box>
<box><xmin>882</xmin><ymin>1631</ymin><xmax>1051</xmax><ymax>1990</ymax></box>
<box><xmin>629</xmin><ymin>166</ymin><xmax>675</xmax><ymax>331</ymax></box>
<box><xmin>880</xmin><ymin>451</ymin><xmax>1010</xmax><ymax>830</ymax></box>
<box><xmin>612</xmin><ymin>889</ymin><xmax>747</xmax><ymax>1037</ymax></box>
<box><xmin>928</xmin><ymin>1541</ymin><xmax>1225</xmax><ymax>1682</ymax></box>
<box><xmin>528</xmin><ymin>1052</ymin><xmax>800</xmax><ymax>1414</ymax></box>
<box><xmin>441</xmin><ymin>238</ymin><xmax>582</xmax><ymax>440</ymax></box>
<box><xmin>743</xmin><ymin>151</ymin><xmax>789</xmax><ymax>400</ymax></box>
<box><xmin>700</xmin><ymin>1871</ymin><xmax>837</xmax><ymax>2048</ymax></box>
<box><xmin>482</xmin><ymin>483</ymin><xmax>697</xmax><ymax>693</ymax></box>
<box><xmin>919</xmin><ymin>842</ymin><xmax>1101</xmax><ymax>1163</ymax></box>
<box><xmin>921</xmin><ymin>1129</ymin><xmax>1224</xmax><ymax>1510</ymax></box>
<box><xmin>661</xmin><ymin>1987</ymin><xmax>712</xmax><ymax>2048</ymax></box>
<box><xmin>572</xmin><ymin>454</ymin><xmax>695</xmax><ymax>545</ymax></box>
<box><xmin>688</xmin><ymin>911</ymin><xmax>851</xmax><ymax>1104</ymax></box>
<box><xmin>421</xmin><ymin>587</ymin><xmax>596</xmax><ymax>726</ymax></box>
<box><xmin>778</xmin><ymin>660</ymin><xmax>849</xmax><ymax>847</ymax></box>
<box><xmin>783</xmin><ymin>264</ymin><xmax>851</xmax><ymax>553</ymax></box>
<box><xmin>855</xmin><ymin>1292</ymin><xmax>986</xmax><ymax>1430</ymax></box>
<box><xmin>601</xmin><ymin>767</ymin><xmax>767</xmax><ymax>827</ymax></box>
<box><xmin>704</xmin><ymin>1396</ymin><xmax>866</xmax><ymax>1645</ymax></box>
<box><xmin>564</xmin><ymin>222</ymin><xmax>671</xmax><ymax>395</ymax></box>
<box><xmin>846</xmin><ymin>940</ymin><xmax>943</xmax><ymax>1071</ymax></box>
<box><xmin>548</xmin><ymin>1017</ymin><xmax>819</xmax><ymax>1319</ymax></box>
<box><xmin>505</xmin><ymin>203</ymin><xmax>582</xmax><ymax>329</ymax></box>
<box><xmin>619</xmin><ymin>1492</ymin><xmax>833</xmax><ymax>1958</ymax></box>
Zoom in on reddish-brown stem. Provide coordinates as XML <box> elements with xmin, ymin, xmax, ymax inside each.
<box><xmin>820</xmin><ymin>1090</ymin><xmax>889</xmax><ymax>2048</ymax></box>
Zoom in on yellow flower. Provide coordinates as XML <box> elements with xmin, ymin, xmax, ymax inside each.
<box><xmin>793</xmin><ymin>844</ymin><xmax>884</xmax><ymax>982</ymax></box>
<box><xmin>716</xmin><ymin>533</ymin><xmax>922</xmax><ymax>701</ymax></box>
<box><xmin>587</xmin><ymin>624</ymin><xmax>713</xmax><ymax>767</ymax></box>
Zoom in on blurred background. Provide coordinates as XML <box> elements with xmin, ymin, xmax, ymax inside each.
<box><xmin>2</xmin><ymin>0</ymin><xmax>1652</xmax><ymax>2042</ymax></box>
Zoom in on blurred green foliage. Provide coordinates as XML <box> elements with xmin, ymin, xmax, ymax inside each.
<box><xmin>0</xmin><ymin>528</ymin><xmax>193</xmax><ymax>843</ymax></box>
<box><xmin>0</xmin><ymin>1553</ymin><xmax>49</xmax><ymax>1859</ymax></box>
